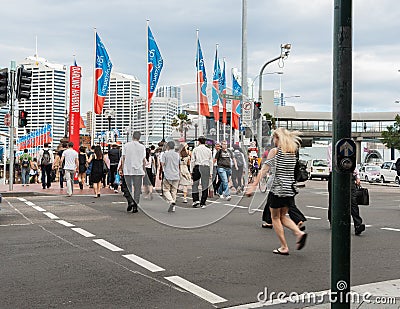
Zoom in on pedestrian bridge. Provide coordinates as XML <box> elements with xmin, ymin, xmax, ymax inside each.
<box><xmin>274</xmin><ymin>106</ymin><xmax>398</xmax><ymax>140</ymax></box>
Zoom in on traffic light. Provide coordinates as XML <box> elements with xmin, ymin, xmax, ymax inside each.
<box><xmin>18</xmin><ymin>110</ymin><xmax>28</xmax><ymax>127</ymax></box>
<box><xmin>253</xmin><ymin>101</ymin><xmax>262</xmax><ymax>119</ymax></box>
<box><xmin>0</xmin><ymin>68</ymin><xmax>8</xmax><ymax>104</ymax></box>
<box><xmin>16</xmin><ymin>66</ymin><xmax>32</xmax><ymax>101</ymax></box>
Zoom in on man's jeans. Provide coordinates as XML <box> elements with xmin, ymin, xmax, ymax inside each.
<box><xmin>217</xmin><ymin>167</ymin><xmax>232</xmax><ymax>197</ymax></box>
<box><xmin>64</xmin><ymin>169</ymin><xmax>75</xmax><ymax>196</ymax></box>
<box><xmin>21</xmin><ymin>167</ymin><xmax>30</xmax><ymax>185</ymax></box>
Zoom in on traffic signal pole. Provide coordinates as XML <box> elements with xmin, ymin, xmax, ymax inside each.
<box><xmin>9</xmin><ymin>61</ymin><xmax>16</xmax><ymax>191</ymax></box>
<box><xmin>331</xmin><ymin>1</ymin><xmax>352</xmax><ymax>308</ymax></box>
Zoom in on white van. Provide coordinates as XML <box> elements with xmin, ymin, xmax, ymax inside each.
<box><xmin>379</xmin><ymin>161</ymin><xmax>399</xmax><ymax>184</ymax></box>
<box><xmin>307</xmin><ymin>159</ymin><xmax>330</xmax><ymax>180</ymax></box>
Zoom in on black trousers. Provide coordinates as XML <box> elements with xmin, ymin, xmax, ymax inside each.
<box><xmin>232</xmin><ymin>166</ymin><xmax>244</xmax><ymax>189</ymax></box>
<box><xmin>109</xmin><ymin>164</ymin><xmax>118</xmax><ymax>190</ymax></box>
<box><xmin>328</xmin><ymin>172</ymin><xmax>363</xmax><ymax>227</ymax></box>
<box><xmin>121</xmin><ymin>175</ymin><xmax>135</xmax><ymax>206</ymax></box>
<box><xmin>262</xmin><ymin>192</ymin><xmax>307</xmax><ymax>225</ymax></box>
<box><xmin>212</xmin><ymin>166</ymin><xmax>221</xmax><ymax>193</ymax></box>
<box><xmin>192</xmin><ymin>165</ymin><xmax>210</xmax><ymax>205</ymax></box>
<box><xmin>41</xmin><ymin>164</ymin><xmax>53</xmax><ymax>188</ymax></box>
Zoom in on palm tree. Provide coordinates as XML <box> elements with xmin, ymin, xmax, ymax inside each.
<box><xmin>171</xmin><ymin>113</ymin><xmax>192</xmax><ymax>141</ymax></box>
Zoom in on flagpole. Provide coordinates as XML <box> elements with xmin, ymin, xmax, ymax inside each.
<box><xmin>223</xmin><ymin>58</ymin><xmax>226</xmax><ymax>142</ymax></box>
<box><xmin>146</xmin><ymin>20</ymin><xmax>150</xmax><ymax>147</ymax></box>
<box><xmin>92</xmin><ymin>28</ymin><xmax>97</xmax><ymax>146</ymax></box>
<box><xmin>196</xmin><ymin>29</ymin><xmax>202</xmax><ymax>137</ymax></box>
<box><xmin>230</xmin><ymin>68</ymin><xmax>234</xmax><ymax>145</ymax></box>
<box><xmin>215</xmin><ymin>44</ymin><xmax>220</xmax><ymax>143</ymax></box>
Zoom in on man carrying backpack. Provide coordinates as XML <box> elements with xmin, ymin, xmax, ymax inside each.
<box><xmin>232</xmin><ymin>144</ymin><xmax>246</xmax><ymax>194</ymax></box>
<box><xmin>19</xmin><ymin>149</ymin><xmax>32</xmax><ymax>186</ymax></box>
<box><xmin>38</xmin><ymin>143</ymin><xmax>55</xmax><ymax>189</ymax></box>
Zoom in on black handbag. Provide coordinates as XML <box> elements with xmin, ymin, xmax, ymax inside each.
<box><xmin>356</xmin><ymin>186</ymin><xmax>369</xmax><ymax>205</ymax></box>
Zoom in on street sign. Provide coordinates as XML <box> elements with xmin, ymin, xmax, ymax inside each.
<box><xmin>242</xmin><ymin>101</ymin><xmax>253</xmax><ymax>127</ymax></box>
<box><xmin>4</xmin><ymin>113</ymin><xmax>10</xmax><ymax>127</ymax></box>
<box><xmin>221</xmin><ymin>93</ymin><xmax>242</xmax><ymax>100</ymax></box>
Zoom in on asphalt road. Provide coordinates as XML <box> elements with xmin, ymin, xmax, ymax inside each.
<box><xmin>0</xmin><ymin>180</ymin><xmax>399</xmax><ymax>309</ymax></box>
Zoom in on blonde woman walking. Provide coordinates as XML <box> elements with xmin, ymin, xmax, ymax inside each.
<box><xmin>247</xmin><ymin>128</ymin><xmax>307</xmax><ymax>255</ymax></box>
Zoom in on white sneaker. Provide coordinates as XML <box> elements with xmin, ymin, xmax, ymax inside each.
<box><xmin>183</xmin><ymin>198</ymin><xmax>188</xmax><ymax>203</ymax></box>
<box><xmin>226</xmin><ymin>195</ymin><xmax>232</xmax><ymax>201</ymax></box>
<box><xmin>200</xmin><ymin>204</ymin><xmax>207</xmax><ymax>209</ymax></box>
<box><xmin>114</xmin><ymin>189</ymin><xmax>118</xmax><ymax>193</ymax></box>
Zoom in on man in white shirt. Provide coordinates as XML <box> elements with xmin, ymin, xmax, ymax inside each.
<box><xmin>119</xmin><ymin>131</ymin><xmax>146</xmax><ymax>213</ymax></box>
<box><xmin>190</xmin><ymin>136</ymin><xmax>213</xmax><ymax>208</ymax></box>
<box><xmin>160</xmin><ymin>141</ymin><xmax>180</xmax><ymax>212</ymax></box>
<box><xmin>60</xmin><ymin>142</ymin><xmax>79</xmax><ymax>197</ymax></box>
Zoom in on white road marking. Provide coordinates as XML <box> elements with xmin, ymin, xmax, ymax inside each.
<box><xmin>306</xmin><ymin>205</ymin><xmax>328</xmax><ymax>210</ymax></box>
<box><xmin>43</xmin><ymin>212</ymin><xmax>59</xmax><ymax>219</ymax></box>
<box><xmin>0</xmin><ymin>223</ymin><xmax>32</xmax><ymax>227</ymax></box>
<box><xmin>165</xmin><ymin>276</ymin><xmax>227</xmax><ymax>304</ymax></box>
<box><xmin>224</xmin><ymin>203</ymin><xmax>247</xmax><ymax>209</ymax></box>
<box><xmin>381</xmin><ymin>227</ymin><xmax>400</xmax><ymax>232</ymax></box>
<box><xmin>55</xmin><ymin>220</ymin><xmax>75</xmax><ymax>227</ymax></box>
<box><xmin>111</xmin><ymin>202</ymin><xmax>126</xmax><ymax>204</ymax></box>
<box><xmin>71</xmin><ymin>228</ymin><xmax>95</xmax><ymax>237</ymax></box>
<box><xmin>25</xmin><ymin>201</ymin><xmax>35</xmax><ymax>206</ymax></box>
<box><xmin>17</xmin><ymin>198</ymin><xmax>27</xmax><ymax>202</ymax></box>
<box><xmin>93</xmin><ymin>239</ymin><xmax>124</xmax><ymax>252</ymax></box>
<box><xmin>350</xmin><ymin>223</ymin><xmax>372</xmax><ymax>228</ymax></box>
<box><xmin>32</xmin><ymin>205</ymin><xmax>46</xmax><ymax>212</ymax></box>
<box><xmin>122</xmin><ymin>254</ymin><xmax>165</xmax><ymax>272</ymax></box>
<box><xmin>304</xmin><ymin>216</ymin><xmax>321</xmax><ymax>220</ymax></box>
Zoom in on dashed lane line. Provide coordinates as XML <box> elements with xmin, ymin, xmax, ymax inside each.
<box><xmin>381</xmin><ymin>227</ymin><xmax>400</xmax><ymax>232</ymax></box>
<box><xmin>17</xmin><ymin>198</ymin><xmax>27</xmax><ymax>202</ymax></box>
<box><xmin>71</xmin><ymin>228</ymin><xmax>95</xmax><ymax>238</ymax></box>
<box><xmin>55</xmin><ymin>220</ymin><xmax>75</xmax><ymax>227</ymax></box>
<box><xmin>304</xmin><ymin>216</ymin><xmax>321</xmax><ymax>220</ymax></box>
<box><xmin>25</xmin><ymin>201</ymin><xmax>35</xmax><ymax>206</ymax></box>
<box><xmin>165</xmin><ymin>275</ymin><xmax>227</xmax><ymax>304</ymax></box>
<box><xmin>43</xmin><ymin>212</ymin><xmax>59</xmax><ymax>219</ymax></box>
<box><xmin>122</xmin><ymin>254</ymin><xmax>165</xmax><ymax>272</ymax></box>
<box><xmin>306</xmin><ymin>205</ymin><xmax>328</xmax><ymax>210</ymax></box>
<box><xmin>93</xmin><ymin>239</ymin><xmax>124</xmax><ymax>252</ymax></box>
<box><xmin>31</xmin><ymin>205</ymin><xmax>46</xmax><ymax>212</ymax></box>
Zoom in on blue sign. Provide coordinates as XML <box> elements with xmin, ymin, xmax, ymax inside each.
<box><xmin>336</xmin><ymin>138</ymin><xmax>355</xmax><ymax>157</ymax></box>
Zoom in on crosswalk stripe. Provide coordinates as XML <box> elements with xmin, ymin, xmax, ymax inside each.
<box><xmin>55</xmin><ymin>220</ymin><xmax>75</xmax><ymax>227</ymax></box>
<box><xmin>71</xmin><ymin>228</ymin><xmax>95</xmax><ymax>237</ymax></box>
<box><xmin>43</xmin><ymin>212</ymin><xmax>59</xmax><ymax>219</ymax></box>
<box><xmin>123</xmin><ymin>254</ymin><xmax>165</xmax><ymax>272</ymax></box>
<box><xmin>165</xmin><ymin>275</ymin><xmax>227</xmax><ymax>304</ymax></box>
<box><xmin>93</xmin><ymin>239</ymin><xmax>124</xmax><ymax>252</ymax></box>
<box><xmin>306</xmin><ymin>205</ymin><xmax>328</xmax><ymax>210</ymax></box>
<box><xmin>381</xmin><ymin>227</ymin><xmax>400</xmax><ymax>232</ymax></box>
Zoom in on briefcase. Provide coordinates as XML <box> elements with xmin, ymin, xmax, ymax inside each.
<box><xmin>356</xmin><ymin>186</ymin><xmax>369</xmax><ymax>205</ymax></box>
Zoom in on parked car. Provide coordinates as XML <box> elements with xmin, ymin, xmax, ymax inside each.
<box><xmin>307</xmin><ymin>159</ymin><xmax>330</xmax><ymax>180</ymax></box>
<box><xmin>379</xmin><ymin>160</ymin><xmax>400</xmax><ymax>184</ymax></box>
<box><xmin>359</xmin><ymin>165</ymin><xmax>381</xmax><ymax>183</ymax></box>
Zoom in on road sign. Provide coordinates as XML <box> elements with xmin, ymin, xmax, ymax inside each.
<box><xmin>221</xmin><ymin>93</ymin><xmax>242</xmax><ymax>100</ymax></box>
<box><xmin>242</xmin><ymin>101</ymin><xmax>253</xmax><ymax>127</ymax></box>
<box><xmin>4</xmin><ymin>113</ymin><xmax>10</xmax><ymax>127</ymax></box>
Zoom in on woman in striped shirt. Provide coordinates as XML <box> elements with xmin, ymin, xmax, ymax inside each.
<box><xmin>247</xmin><ymin>128</ymin><xmax>307</xmax><ymax>255</ymax></box>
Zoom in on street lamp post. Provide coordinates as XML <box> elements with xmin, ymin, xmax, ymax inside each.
<box><xmin>104</xmin><ymin>109</ymin><xmax>115</xmax><ymax>152</ymax></box>
<box><xmin>194</xmin><ymin>123</ymin><xmax>198</xmax><ymax>141</ymax></box>
<box><xmin>257</xmin><ymin>44</ymin><xmax>291</xmax><ymax>154</ymax></box>
<box><xmin>162</xmin><ymin>116</ymin><xmax>166</xmax><ymax>142</ymax></box>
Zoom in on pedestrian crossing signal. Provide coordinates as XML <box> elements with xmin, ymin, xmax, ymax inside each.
<box><xmin>18</xmin><ymin>110</ymin><xmax>28</xmax><ymax>127</ymax></box>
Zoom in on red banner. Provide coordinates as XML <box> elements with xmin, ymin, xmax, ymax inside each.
<box><xmin>69</xmin><ymin>66</ymin><xmax>81</xmax><ymax>151</ymax></box>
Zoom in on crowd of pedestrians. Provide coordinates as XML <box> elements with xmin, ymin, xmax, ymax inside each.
<box><xmin>16</xmin><ymin>127</ymin><xmax>371</xmax><ymax>257</ymax></box>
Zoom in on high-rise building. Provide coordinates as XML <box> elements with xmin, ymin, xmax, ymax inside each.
<box><xmin>156</xmin><ymin>86</ymin><xmax>182</xmax><ymax>110</ymax></box>
<box><xmin>133</xmin><ymin>97</ymin><xmax>178</xmax><ymax>144</ymax></box>
<box><xmin>17</xmin><ymin>56</ymin><xmax>67</xmax><ymax>145</ymax></box>
<box><xmin>94</xmin><ymin>72</ymin><xmax>140</xmax><ymax>143</ymax></box>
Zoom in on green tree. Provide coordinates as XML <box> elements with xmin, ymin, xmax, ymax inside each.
<box><xmin>171</xmin><ymin>113</ymin><xmax>192</xmax><ymax>141</ymax></box>
<box><xmin>381</xmin><ymin>114</ymin><xmax>400</xmax><ymax>152</ymax></box>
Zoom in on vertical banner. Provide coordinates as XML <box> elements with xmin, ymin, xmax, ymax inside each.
<box><xmin>69</xmin><ymin>66</ymin><xmax>81</xmax><ymax>151</ymax></box>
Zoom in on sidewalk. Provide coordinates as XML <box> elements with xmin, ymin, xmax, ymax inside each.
<box><xmin>0</xmin><ymin>182</ymin><xmax>121</xmax><ymax>197</ymax></box>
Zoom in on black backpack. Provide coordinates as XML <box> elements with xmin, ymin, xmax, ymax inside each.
<box><xmin>41</xmin><ymin>150</ymin><xmax>51</xmax><ymax>166</ymax></box>
<box><xmin>21</xmin><ymin>157</ymin><xmax>30</xmax><ymax>168</ymax></box>
<box><xmin>294</xmin><ymin>152</ymin><xmax>308</xmax><ymax>182</ymax></box>
<box><xmin>234</xmin><ymin>151</ymin><xmax>244</xmax><ymax>167</ymax></box>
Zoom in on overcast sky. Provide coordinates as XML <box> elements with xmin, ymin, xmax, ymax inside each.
<box><xmin>1</xmin><ymin>0</ymin><xmax>400</xmax><ymax>114</ymax></box>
